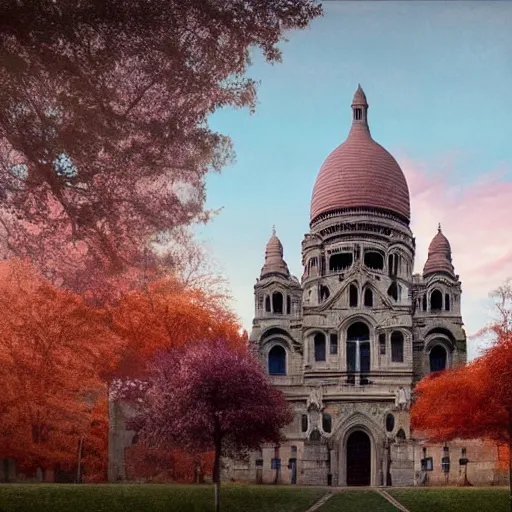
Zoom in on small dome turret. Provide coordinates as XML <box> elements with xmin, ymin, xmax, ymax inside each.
<box><xmin>423</xmin><ymin>224</ymin><xmax>455</xmax><ymax>278</ymax></box>
<box><xmin>260</xmin><ymin>226</ymin><xmax>290</xmax><ymax>279</ymax></box>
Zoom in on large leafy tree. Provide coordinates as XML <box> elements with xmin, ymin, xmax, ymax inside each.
<box><xmin>0</xmin><ymin>0</ymin><xmax>322</xmax><ymax>294</ymax></box>
<box><xmin>0</xmin><ymin>259</ymin><xmax>122</xmax><ymax>478</ymax></box>
<box><xmin>118</xmin><ymin>341</ymin><xmax>291</xmax><ymax>511</ymax></box>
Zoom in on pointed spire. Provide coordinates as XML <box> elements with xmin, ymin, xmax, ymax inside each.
<box><xmin>350</xmin><ymin>83</ymin><xmax>370</xmax><ymax>134</ymax></box>
<box><xmin>260</xmin><ymin>227</ymin><xmax>290</xmax><ymax>279</ymax></box>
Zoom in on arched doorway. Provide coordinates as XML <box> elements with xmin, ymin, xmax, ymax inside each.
<box><xmin>346</xmin><ymin>430</ymin><xmax>371</xmax><ymax>486</ymax></box>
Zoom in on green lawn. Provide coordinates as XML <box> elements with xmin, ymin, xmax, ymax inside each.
<box><xmin>317</xmin><ymin>490</ymin><xmax>398</xmax><ymax>512</ymax></box>
<box><xmin>389</xmin><ymin>488</ymin><xmax>510</xmax><ymax>512</ymax></box>
<box><xmin>0</xmin><ymin>484</ymin><xmax>327</xmax><ymax>512</ymax></box>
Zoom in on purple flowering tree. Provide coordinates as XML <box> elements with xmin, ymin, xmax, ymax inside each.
<box><xmin>121</xmin><ymin>340</ymin><xmax>292</xmax><ymax>511</ymax></box>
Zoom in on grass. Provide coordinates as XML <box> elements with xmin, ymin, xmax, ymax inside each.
<box><xmin>317</xmin><ymin>490</ymin><xmax>399</xmax><ymax>512</ymax></box>
<box><xmin>0</xmin><ymin>483</ymin><xmax>327</xmax><ymax>512</ymax></box>
<box><xmin>388</xmin><ymin>488</ymin><xmax>510</xmax><ymax>512</ymax></box>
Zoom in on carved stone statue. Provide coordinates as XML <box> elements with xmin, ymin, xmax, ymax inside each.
<box><xmin>307</xmin><ymin>385</ymin><xmax>324</xmax><ymax>412</ymax></box>
<box><xmin>394</xmin><ymin>386</ymin><xmax>410</xmax><ymax>411</ymax></box>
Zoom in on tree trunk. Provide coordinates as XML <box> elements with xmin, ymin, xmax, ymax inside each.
<box><xmin>213</xmin><ymin>444</ymin><xmax>221</xmax><ymax>512</ymax></box>
<box><xmin>76</xmin><ymin>436</ymin><xmax>84</xmax><ymax>484</ymax></box>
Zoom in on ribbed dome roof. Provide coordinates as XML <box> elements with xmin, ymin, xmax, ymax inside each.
<box><xmin>423</xmin><ymin>224</ymin><xmax>455</xmax><ymax>278</ymax></box>
<box><xmin>260</xmin><ymin>227</ymin><xmax>290</xmax><ymax>279</ymax></box>
<box><xmin>310</xmin><ymin>86</ymin><xmax>410</xmax><ymax>224</ymax></box>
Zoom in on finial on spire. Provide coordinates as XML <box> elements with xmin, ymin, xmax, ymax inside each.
<box><xmin>438</xmin><ymin>222</ymin><xmax>442</xmax><ymax>233</ymax></box>
<box><xmin>272</xmin><ymin>224</ymin><xmax>276</xmax><ymax>236</ymax></box>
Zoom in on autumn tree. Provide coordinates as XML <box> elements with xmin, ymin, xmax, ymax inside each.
<box><xmin>0</xmin><ymin>0</ymin><xmax>322</xmax><ymax>293</ymax></box>
<box><xmin>110</xmin><ymin>275</ymin><xmax>245</xmax><ymax>380</ymax></box>
<box><xmin>0</xmin><ymin>259</ymin><xmax>122</xmax><ymax>479</ymax></box>
<box><xmin>118</xmin><ymin>341</ymin><xmax>292</xmax><ymax>512</ymax></box>
<box><xmin>412</xmin><ymin>332</ymin><xmax>512</xmax><ymax>509</ymax></box>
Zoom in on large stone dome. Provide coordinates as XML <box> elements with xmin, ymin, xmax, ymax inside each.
<box><xmin>310</xmin><ymin>86</ymin><xmax>410</xmax><ymax>225</ymax></box>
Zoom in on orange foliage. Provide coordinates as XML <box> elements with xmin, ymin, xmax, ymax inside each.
<box><xmin>110</xmin><ymin>276</ymin><xmax>246</xmax><ymax>379</ymax></box>
<box><xmin>0</xmin><ymin>259</ymin><xmax>122</xmax><ymax>473</ymax></box>
<box><xmin>125</xmin><ymin>445</ymin><xmax>214</xmax><ymax>483</ymax></box>
<box><xmin>412</xmin><ymin>331</ymin><xmax>512</xmax><ymax>463</ymax></box>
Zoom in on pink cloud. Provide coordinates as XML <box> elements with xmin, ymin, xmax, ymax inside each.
<box><xmin>397</xmin><ymin>153</ymin><xmax>512</xmax><ymax>347</ymax></box>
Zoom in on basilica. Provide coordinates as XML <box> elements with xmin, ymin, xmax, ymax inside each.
<box><xmin>235</xmin><ymin>85</ymin><xmax>469</xmax><ymax>487</ymax></box>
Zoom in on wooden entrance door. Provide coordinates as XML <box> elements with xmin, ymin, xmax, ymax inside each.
<box><xmin>346</xmin><ymin>430</ymin><xmax>371</xmax><ymax>486</ymax></box>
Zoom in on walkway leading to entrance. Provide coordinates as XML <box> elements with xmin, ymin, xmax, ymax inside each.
<box><xmin>346</xmin><ymin>430</ymin><xmax>371</xmax><ymax>486</ymax></box>
<box><xmin>377</xmin><ymin>489</ymin><xmax>411</xmax><ymax>512</ymax></box>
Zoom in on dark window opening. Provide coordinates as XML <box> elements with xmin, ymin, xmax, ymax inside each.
<box><xmin>430</xmin><ymin>289</ymin><xmax>443</xmax><ymax>311</ymax></box>
<box><xmin>387</xmin><ymin>282</ymin><xmax>399</xmax><ymax>301</ymax></box>
<box><xmin>388</xmin><ymin>254</ymin><xmax>394</xmax><ymax>277</ymax></box>
<box><xmin>385</xmin><ymin>413</ymin><xmax>395</xmax><ymax>433</ymax></box>
<box><xmin>379</xmin><ymin>333</ymin><xmax>386</xmax><ymax>355</ymax></box>
<box><xmin>330</xmin><ymin>334</ymin><xmax>338</xmax><ymax>355</ymax></box>
<box><xmin>322</xmin><ymin>413</ymin><xmax>332</xmax><ymax>433</ymax></box>
<box><xmin>354</xmin><ymin>108</ymin><xmax>362</xmax><ymax>120</ymax></box>
<box><xmin>268</xmin><ymin>345</ymin><xmax>286</xmax><ymax>375</ymax></box>
<box><xmin>364</xmin><ymin>251</ymin><xmax>384</xmax><ymax>270</ymax></box>
<box><xmin>394</xmin><ymin>254</ymin><xmax>399</xmax><ymax>275</ymax></box>
<box><xmin>396</xmin><ymin>429</ymin><xmax>406</xmax><ymax>442</ymax></box>
<box><xmin>310</xmin><ymin>257</ymin><xmax>317</xmax><ymax>268</ymax></box>
<box><xmin>422</xmin><ymin>295</ymin><xmax>427</xmax><ymax>312</ymax></box>
<box><xmin>309</xmin><ymin>429</ymin><xmax>321</xmax><ymax>442</ymax></box>
<box><xmin>287</xmin><ymin>295</ymin><xmax>291</xmax><ymax>314</ymax></box>
<box><xmin>329</xmin><ymin>253</ymin><xmax>353</xmax><ymax>272</ymax></box>
<box><xmin>391</xmin><ymin>331</ymin><xmax>404</xmax><ymax>362</ymax></box>
<box><xmin>272</xmin><ymin>292</ymin><xmax>283</xmax><ymax>314</ymax></box>
<box><xmin>430</xmin><ymin>345</ymin><xmax>447</xmax><ymax>372</ymax></box>
<box><xmin>445</xmin><ymin>293</ymin><xmax>450</xmax><ymax>311</ymax></box>
<box><xmin>265</xmin><ymin>296</ymin><xmax>271</xmax><ymax>312</ymax></box>
<box><xmin>347</xmin><ymin>322</ymin><xmax>370</xmax><ymax>378</ymax></box>
<box><xmin>364</xmin><ymin>288</ymin><xmax>373</xmax><ymax>307</ymax></box>
<box><xmin>349</xmin><ymin>284</ymin><xmax>358</xmax><ymax>307</ymax></box>
<box><xmin>314</xmin><ymin>333</ymin><xmax>326</xmax><ymax>362</ymax></box>
<box><xmin>301</xmin><ymin>414</ymin><xmax>308</xmax><ymax>433</ymax></box>
<box><xmin>320</xmin><ymin>285</ymin><xmax>330</xmax><ymax>302</ymax></box>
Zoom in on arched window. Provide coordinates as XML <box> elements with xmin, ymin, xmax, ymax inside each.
<box><xmin>265</xmin><ymin>296</ymin><xmax>271</xmax><ymax>312</ymax></box>
<box><xmin>396</xmin><ymin>428</ymin><xmax>406</xmax><ymax>442</ymax></box>
<box><xmin>387</xmin><ymin>282</ymin><xmax>399</xmax><ymax>301</ymax></box>
<box><xmin>268</xmin><ymin>345</ymin><xmax>286</xmax><ymax>375</ymax></box>
<box><xmin>272</xmin><ymin>292</ymin><xmax>283</xmax><ymax>314</ymax></box>
<box><xmin>287</xmin><ymin>295</ymin><xmax>291</xmax><ymax>314</ymax></box>
<box><xmin>346</xmin><ymin>322</ymin><xmax>370</xmax><ymax>381</ymax></box>
<box><xmin>445</xmin><ymin>293</ymin><xmax>450</xmax><ymax>311</ymax></box>
<box><xmin>430</xmin><ymin>289</ymin><xmax>443</xmax><ymax>311</ymax></box>
<box><xmin>329</xmin><ymin>253</ymin><xmax>353</xmax><ymax>272</ymax></box>
<box><xmin>314</xmin><ymin>333</ymin><xmax>326</xmax><ymax>362</ymax></box>
<box><xmin>364</xmin><ymin>250</ymin><xmax>384</xmax><ymax>270</ymax></box>
<box><xmin>364</xmin><ymin>288</ymin><xmax>373</xmax><ymax>307</ymax></box>
<box><xmin>422</xmin><ymin>295</ymin><xmax>427</xmax><ymax>312</ymax></box>
<box><xmin>385</xmin><ymin>413</ymin><xmax>395</xmax><ymax>433</ymax></box>
<box><xmin>322</xmin><ymin>413</ymin><xmax>332</xmax><ymax>433</ymax></box>
<box><xmin>320</xmin><ymin>285</ymin><xmax>330</xmax><ymax>302</ymax></box>
<box><xmin>430</xmin><ymin>345</ymin><xmax>447</xmax><ymax>372</ymax></box>
<box><xmin>349</xmin><ymin>284</ymin><xmax>358</xmax><ymax>307</ymax></box>
<box><xmin>391</xmin><ymin>331</ymin><xmax>404</xmax><ymax>362</ymax></box>
<box><xmin>301</xmin><ymin>414</ymin><xmax>308</xmax><ymax>433</ymax></box>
